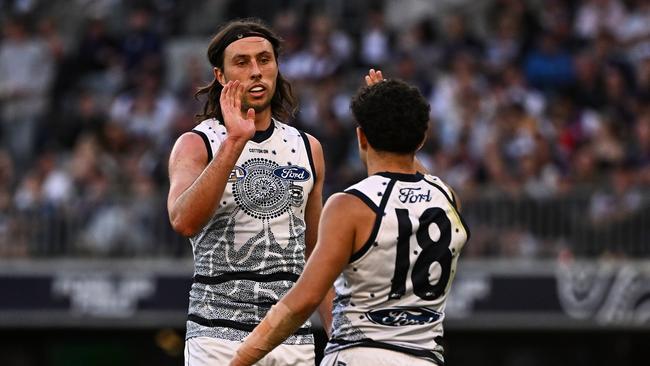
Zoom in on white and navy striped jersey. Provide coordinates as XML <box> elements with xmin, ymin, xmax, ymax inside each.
<box><xmin>325</xmin><ymin>172</ymin><xmax>470</xmax><ymax>365</ymax></box>
<box><xmin>185</xmin><ymin>118</ymin><xmax>316</xmax><ymax>345</ymax></box>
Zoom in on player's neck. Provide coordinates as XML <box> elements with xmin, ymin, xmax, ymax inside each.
<box><xmin>366</xmin><ymin>149</ymin><xmax>417</xmax><ymax>176</ymax></box>
<box><xmin>251</xmin><ymin>108</ymin><xmax>272</xmax><ymax>131</ymax></box>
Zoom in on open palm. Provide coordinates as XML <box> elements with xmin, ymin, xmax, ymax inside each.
<box><xmin>365</xmin><ymin>69</ymin><xmax>384</xmax><ymax>86</ymax></box>
<box><xmin>220</xmin><ymin>80</ymin><xmax>256</xmax><ymax>141</ymax></box>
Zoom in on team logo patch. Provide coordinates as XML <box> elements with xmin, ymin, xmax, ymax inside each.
<box><xmin>288</xmin><ymin>185</ymin><xmax>304</xmax><ymax>206</ymax></box>
<box><xmin>365</xmin><ymin>307</ymin><xmax>441</xmax><ymax>326</ymax></box>
<box><xmin>273</xmin><ymin>166</ymin><xmax>311</xmax><ymax>181</ymax></box>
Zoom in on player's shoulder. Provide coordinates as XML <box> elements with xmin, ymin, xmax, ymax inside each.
<box><xmin>193</xmin><ymin>118</ymin><xmax>226</xmax><ymax>136</ymax></box>
<box><xmin>274</xmin><ymin>119</ymin><xmax>318</xmax><ymax>141</ymax></box>
<box><xmin>169</xmin><ymin>131</ymin><xmax>209</xmax><ymax>163</ymax></box>
<box><xmin>422</xmin><ymin>174</ymin><xmax>462</xmax><ymax>211</ymax></box>
<box><xmin>324</xmin><ymin>191</ymin><xmax>374</xmax><ymax>217</ymax></box>
<box><xmin>341</xmin><ymin>175</ymin><xmax>392</xmax><ymax>212</ymax></box>
<box><xmin>275</xmin><ymin>119</ymin><xmax>323</xmax><ymax>155</ymax></box>
<box><xmin>345</xmin><ymin>174</ymin><xmax>391</xmax><ymax>193</ymax></box>
<box><xmin>273</xmin><ymin>119</ymin><xmax>299</xmax><ymax>136</ymax></box>
<box><xmin>172</xmin><ymin>118</ymin><xmax>225</xmax><ymax>162</ymax></box>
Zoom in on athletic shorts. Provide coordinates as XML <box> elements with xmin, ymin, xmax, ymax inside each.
<box><xmin>184</xmin><ymin>336</ymin><xmax>315</xmax><ymax>366</ymax></box>
<box><xmin>320</xmin><ymin>347</ymin><xmax>438</xmax><ymax>366</ymax></box>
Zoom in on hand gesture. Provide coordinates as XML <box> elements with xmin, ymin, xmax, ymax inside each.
<box><xmin>365</xmin><ymin>69</ymin><xmax>384</xmax><ymax>86</ymax></box>
<box><xmin>220</xmin><ymin>80</ymin><xmax>256</xmax><ymax>142</ymax></box>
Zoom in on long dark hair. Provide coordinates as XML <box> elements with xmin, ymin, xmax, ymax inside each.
<box><xmin>194</xmin><ymin>18</ymin><xmax>297</xmax><ymax>123</ymax></box>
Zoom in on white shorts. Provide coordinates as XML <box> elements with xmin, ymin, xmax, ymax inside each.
<box><xmin>185</xmin><ymin>336</ymin><xmax>315</xmax><ymax>366</ymax></box>
<box><xmin>320</xmin><ymin>347</ymin><xmax>438</xmax><ymax>366</ymax></box>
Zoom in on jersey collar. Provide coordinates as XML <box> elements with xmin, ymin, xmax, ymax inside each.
<box><xmin>251</xmin><ymin>119</ymin><xmax>275</xmax><ymax>143</ymax></box>
<box><xmin>375</xmin><ymin>171</ymin><xmax>424</xmax><ymax>182</ymax></box>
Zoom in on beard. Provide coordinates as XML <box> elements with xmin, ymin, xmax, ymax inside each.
<box><xmin>242</xmin><ymin>94</ymin><xmax>273</xmax><ymax>114</ymax></box>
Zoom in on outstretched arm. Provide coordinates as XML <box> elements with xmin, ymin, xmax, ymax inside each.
<box><xmin>230</xmin><ymin>193</ymin><xmax>358</xmax><ymax>366</ymax></box>
<box><xmin>301</xmin><ymin>134</ymin><xmax>334</xmax><ymax>335</ymax></box>
<box><xmin>168</xmin><ymin>81</ymin><xmax>256</xmax><ymax>236</ymax></box>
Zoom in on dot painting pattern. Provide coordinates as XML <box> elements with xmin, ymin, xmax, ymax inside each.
<box><xmin>232</xmin><ymin>158</ymin><xmax>291</xmax><ymax>220</ymax></box>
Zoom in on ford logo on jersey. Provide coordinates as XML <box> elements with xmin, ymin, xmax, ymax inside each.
<box><xmin>365</xmin><ymin>307</ymin><xmax>442</xmax><ymax>326</ymax></box>
<box><xmin>273</xmin><ymin>166</ymin><xmax>311</xmax><ymax>181</ymax></box>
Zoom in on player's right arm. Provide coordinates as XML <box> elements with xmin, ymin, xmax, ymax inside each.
<box><xmin>168</xmin><ymin>80</ymin><xmax>255</xmax><ymax>237</ymax></box>
<box><xmin>229</xmin><ymin>193</ymin><xmax>365</xmax><ymax>366</ymax></box>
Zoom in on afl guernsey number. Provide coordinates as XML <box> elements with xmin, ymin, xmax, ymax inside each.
<box><xmin>186</xmin><ymin>118</ymin><xmax>316</xmax><ymax>345</ymax></box>
<box><xmin>326</xmin><ymin>172</ymin><xmax>470</xmax><ymax>365</ymax></box>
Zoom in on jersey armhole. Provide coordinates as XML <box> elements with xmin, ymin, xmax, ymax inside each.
<box><xmin>190</xmin><ymin>130</ymin><xmax>213</xmax><ymax>164</ymax></box>
<box><xmin>344</xmin><ymin>189</ymin><xmax>379</xmax><ymax>213</ymax></box>
<box><xmin>299</xmin><ymin>131</ymin><xmax>317</xmax><ymax>182</ymax></box>
<box><xmin>346</xmin><ymin>179</ymin><xmax>396</xmax><ymax>263</ymax></box>
<box><xmin>423</xmin><ymin>179</ymin><xmax>471</xmax><ymax>241</ymax></box>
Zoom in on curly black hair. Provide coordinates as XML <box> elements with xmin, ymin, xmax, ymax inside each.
<box><xmin>350</xmin><ymin>79</ymin><xmax>430</xmax><ymax>154</ymax></box>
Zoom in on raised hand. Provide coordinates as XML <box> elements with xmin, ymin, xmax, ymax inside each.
<box><xmin>365</xmin><ymin>69</ymin><xmax>385</xmax><ymax>86</ymax></box>
<box><xmin>220</xmin><ymin>80</ymin><xmax>256</xmax><ymax>141</ymax></box>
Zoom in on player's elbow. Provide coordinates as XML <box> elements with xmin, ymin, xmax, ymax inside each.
<box><xmin>170</xmin><ymin>214</ymin><xmax>200</xmax><ymax>237</ymax></box>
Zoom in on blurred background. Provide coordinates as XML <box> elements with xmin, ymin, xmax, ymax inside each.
<box><xmin>0</xmin><ymin>0</ymin><xmax>649</xmax><ymax>365</ymax></box>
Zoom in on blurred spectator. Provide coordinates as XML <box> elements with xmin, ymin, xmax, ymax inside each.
<box><xmin>524</xmin><ymin>32</ymin><xmax>575</xmax><ymax>92</ymax></box>
<box><xmin>393</xmin><ymin>51</ymin><xmax>433</xmax><ymax>98</ymax></box>
<box><xmin>0</xmin><ymin>149</ymin><xmax>15</xmax><ymax>191</ymax></box>
<box><xmin>37</xmin><ymin>17</ymin><xmax>65</xmax><ymax>62</ymax></box>
<box><xmin>109</xmin><ymin>70</ymin><xmax>179</xmax><ymax>152</ymax></box>
<box><xmin>617</xmin><ymin>0</ymin><xmax>650</xmax><ymax>64</ymax></box>
<box><xmin>574</xmin><ymin>0</ymin><xmax>626</xmax><ymax>41</ymax></box>
<box><xmin>359</xmin><ymin>7</ymin><xmax>392</xmax><ymax>68</ymax></box>
<box><xmin>487</xmin><ymin>0</ymin><xmax>540</xmax><ymax>57</ymax></box>
<box><xmin>396</xmin><ymin>18</ymin><xmax>440</xmax><ymax>77</ymax></box>
<box><xmin>499</xmin><ymin>63</ymin><xmax>546</xmax><ymax>118</ymax></box>
<box><xmin>565</xmin><ymin>142</ymin><xmax>601</xmax><ymax>192</ymax></box>
<box><xmin>637</xmin><ymin>56</ymin><xmax>650</xmax><ymax>100</ymax></box>
<box><xmin>589</xmin><ymin>161</ymin><xmax>644</xmax><ymax>225</ymax></box>
<box><xmin>485</xmin><ymin>12</ymin><xmax>523</xmax><ymax>73</ymax></box>
<box><xmin>630</xmin><ymin>109</ymin><xmax>650</xmax><ymax>185</ymax></box>
<box><xmin>0</xmin><ymin>17</ymin><xmax>54</xmax><ymax>170</ymax></box>
<box><xmin>439</xmin><ymin>12</ymin><xmax>483</xmax><ymax>68</ymax></box>
<box><xmin>430</xmin><ymin>51</ymin><xmax>486</xmax><ymax>152</ymax></box>
<box><xmin>591</xmin><ymin>113</ymin><xmax>626</xmax><ymax>166</ymax></box>
<box><xmin>568</xmin><ymin>50</ymin><xmax>605</xmax><ymax>109</ymax></box>
<box><xmin>280</xmin><ymin>14</ymin><xmax>346</xmax><ymax>81</ymax></box>
<box><xmin>601</xmin><ymin>62</ymin><xmax>635</xmax><ymax>124</ymax></box>
<box><xmin>484</xmin><ymin>103</ymin><xmax>546</xmax><ymax>195</ymax></box>
<box><xmin>55</xmin><ymin>90</ymin><xmax>106</xmax><ymax>149</ymax></box>
<box><xmin>0</xmin><ymin>0</ymin><xmax>648</xmax><ymax>259</ymax></box>
<box><xmin>121</xmin><ymin>6</ymin><xmax>163</xmax><ymax>82</ymax></box>
<box><xmin>68</xmin><ymin>16</ymin><xmax>124</xmax><ymax>97</ymax></box>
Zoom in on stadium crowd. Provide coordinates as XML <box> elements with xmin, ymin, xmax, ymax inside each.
<box><xmin>0</xmin><ymin>0</ymin><xmax>648</xmax><ymax>259</ymax></box>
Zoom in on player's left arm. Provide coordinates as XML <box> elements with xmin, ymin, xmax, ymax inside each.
<box><xmin>447</xmin><ymin>185</ymin><xmax>463</xmax><ymax>212</ymax></box>
<box><xmin>302</xmin><ymin>134</ymin><xmax>334</xmax><ymax>335</ymax></box>
<box><xmin>304</xmin><ymin>133</ymin><xmax>324</xmax><ymax>260</ymax></box>
<box><xmin>230</xmin><ymin>193</ymin><xmax>356</xmax><ymax>366</ymax></box>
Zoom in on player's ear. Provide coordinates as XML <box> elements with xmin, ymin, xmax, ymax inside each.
<box><xmin>214</xmin><ymin>67</ymin><xmax>226</xmax><ymax>86</ymax></box>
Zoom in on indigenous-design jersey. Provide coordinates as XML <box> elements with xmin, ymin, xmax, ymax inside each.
<box><xmin>186</xmin><ymin>118</ymin><xmax>316</xmax><ymax>345</ymax></box>
<box><xmin>325</xmin><ymin>172</ymin><xmax>470</xmax><ymax>364</ymax></box>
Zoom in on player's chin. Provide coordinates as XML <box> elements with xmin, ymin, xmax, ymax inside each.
<box><xmin>244</xmin><ymin>99</ymin><xmax>272</xmax><ymax>113</ymax></box>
